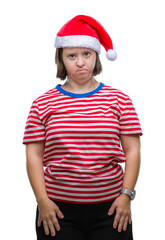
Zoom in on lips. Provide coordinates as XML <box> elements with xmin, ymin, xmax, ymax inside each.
<box><xmin>76</xmin><ymin>69</ymin><xmax>87</xmax><ymax>73</ymax></box>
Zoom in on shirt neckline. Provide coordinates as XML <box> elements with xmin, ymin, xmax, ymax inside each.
<box><xmin>56</xmin><ymin>82</ymin><xmax>104</xmax><ymax>98</ymax></box>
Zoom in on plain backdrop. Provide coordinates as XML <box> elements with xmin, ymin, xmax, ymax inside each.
<box><xmin>0</xmin><ymin>0</ymin><xmax>164</xmax><ymax>239</ymax></box>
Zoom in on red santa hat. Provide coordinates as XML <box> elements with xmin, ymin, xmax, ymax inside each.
<box><xmin>54</xmin><ymin>15</ymin><xmax>117</xmax><ymax>61</ymax></box>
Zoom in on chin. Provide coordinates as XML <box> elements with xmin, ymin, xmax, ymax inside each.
<box><xmin>76</xmin><ymin>73</ymin><xmax>93</xmax><ymax>80</ymax></box>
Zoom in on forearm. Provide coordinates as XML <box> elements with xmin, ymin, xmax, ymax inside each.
<box><xmin>26</xmin><ymin>143</ymin><xmax>49</xmax><ymax>203</ymax></box>
<box><xmin>122</xmin><ymin>149</ymin><xmax>141</xmax><ymax>190</ymax></box>
<box><xmin>108</xmin><ymin>135</ymin><xmax>141</xmax><ymax>232</ymax></box>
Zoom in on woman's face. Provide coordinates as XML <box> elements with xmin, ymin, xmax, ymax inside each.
<box><xmin>62</xmin><ymin>47</ymin><xmax>96</xmax><ymax>83</ymax></box>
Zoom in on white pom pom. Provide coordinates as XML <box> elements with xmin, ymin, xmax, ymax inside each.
<box><xmin>106</xmin><ymin>49</ymin><xmax>117</xmax><ymax>61</ymax></box>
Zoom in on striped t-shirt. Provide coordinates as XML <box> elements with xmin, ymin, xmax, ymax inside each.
<box><xmin>23</xmin><ymin>82</ymin><xmax>142</xmax><ymax>204</ymax></box>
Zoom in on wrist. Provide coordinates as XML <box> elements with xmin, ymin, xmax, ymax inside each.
<box><xmin>120</xmin><ymin>187</ymin><xmax>136</xmax><ymax>200</ymax></box>
<box><xmin>120</xmin><ymin>193</ymin><xmax>131</xmax><ymax>201</ymax></box>
<box><xmin>36</xmin><ymin>195</ymin><xmax>49</xmax><ymax>204</ymax></box>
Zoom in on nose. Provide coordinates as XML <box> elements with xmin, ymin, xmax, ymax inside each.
<box><xmin>76</xmin><ymin>56</ymin><xmax>85</xmax><ymax>67</ymax></box>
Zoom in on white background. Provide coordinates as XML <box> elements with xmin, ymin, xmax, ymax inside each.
<box><xmin>0</xmin><ymin>0</ymin><xmax>164</xmax><ymax>239</ymax></box>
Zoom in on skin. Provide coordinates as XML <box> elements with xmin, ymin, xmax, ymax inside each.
<box><xmin>61</xmin><ymin>47</ymin><xmax>99</xmax><ymax>93</ymax></box>
<box><xmin>25</xmin><ymin>47</ymin><xmax>141</xmax><ymax>236</ymax></box>
<box><xmin>108</xmin><ymin>134</ymin><xmax>141</xmax><ymax>232</ymax></box>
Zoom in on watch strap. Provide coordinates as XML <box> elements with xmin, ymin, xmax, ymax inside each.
<box><xmin>121</xmin><ymin>188</ymin><xmax>132</xmax><ymax>196</ymax></box>
<box><xmin>120</xmin><ymin>187</ymin><xmax>136</xmax><ymax>200</ymax></box>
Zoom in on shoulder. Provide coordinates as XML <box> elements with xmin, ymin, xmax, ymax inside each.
<box><xmin>102</xmin><ymin>84</ymin><xmax>130</xmax><ymax>101</ymax></box>
<box><xmin>33</xmin><ymin>87</ymin><xmax>60</xmax><ymax>104</ymax></box>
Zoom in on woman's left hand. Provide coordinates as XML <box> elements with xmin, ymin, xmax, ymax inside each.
<box><xmin>108</xmin><ymin>194</ymin><xmax>132</xmax><ymax>232</ymax></box>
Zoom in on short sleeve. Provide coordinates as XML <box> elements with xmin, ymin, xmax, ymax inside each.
<box><xmin>23</xmin><ymin>100</ymin><xmax>46</xmax><ymax>144</ymax></box>
<box><xmin>119</xmin><ymin>96</ymin><xmax>143</xmax><ymax>135</ymax></box>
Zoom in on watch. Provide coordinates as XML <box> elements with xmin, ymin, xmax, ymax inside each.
<box><xmin>120</xmin><ymin>187</ymin><xmax>136</xmax><ymax>200</ymax></box>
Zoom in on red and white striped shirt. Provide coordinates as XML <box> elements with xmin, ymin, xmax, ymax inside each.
<box><xmin>23</xmin><ymin>82</ymin><xmax>142</xmax><ymax>204</ymax></box>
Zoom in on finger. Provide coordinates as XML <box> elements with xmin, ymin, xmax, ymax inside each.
<box><xmin>123</xmin><ymin>216</ymin><xmax>129</xmax><ymax>231</ymax></box>
<box><xmin>108</xmin><ymin>203</ymin><xmax>116</xmax><ymax>216</ymax></box>
<box><xmin>55</xmin><ymin>206</ymin><xmax>64</xmax><ymax>219</ymax></box>
<box><xmin>51</xmin><ymin>216</ymin><xmax>61</xmax><ymax>232</ymax></box>
<box><xmin>118</xmin><ymin>216</ymin><xmax>125</xmax><ymax>232</ymax></box>
<box><xmin>37</xmin><ymin>215</ymin><xmax>41</xmax><ymax>227</ymax></box>
<box><xmin>113</xmin><ymin>211</ymin><xmax>121</xmax><ymax>229</ymax></box>
<box><xmin>43</xmin><ymin>220</ymin><xmax>50</xmax><ymax>235</ymax></box>
<box><xmin>47</xmin><ymin>219</ymin><xmax>56</xmax><ymax>237</ymax></box>
<box><xmin>129</xmin><ymin>213</ymin><xmax>132</xmax><ymax>224</ymax></box>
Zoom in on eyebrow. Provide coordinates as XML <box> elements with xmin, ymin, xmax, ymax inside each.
<box><xmin>64</xmin><ymin>48</ymin><xmax>92</xmax><ymax>54</ymax></box>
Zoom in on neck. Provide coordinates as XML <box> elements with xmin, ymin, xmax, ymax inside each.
<box><xmin>62</xmin><ymin>77</ymin><xmax>99</xmax><ymax>94</ymax></box>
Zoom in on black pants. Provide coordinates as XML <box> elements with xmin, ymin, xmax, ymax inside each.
<box><xmin>36</xmin><ymin>200</ymin><xmax>133</xmax><ymax>240</ymax></box>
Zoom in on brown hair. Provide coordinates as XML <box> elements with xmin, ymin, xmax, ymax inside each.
<box><xmin>55</xmin><ymin>48</ymin><xmax>102</xmax><ymax>80</ymax></box>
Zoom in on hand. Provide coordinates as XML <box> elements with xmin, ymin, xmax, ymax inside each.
<box><xmin>37</xmin><ymin>198</ymin><xmax>64</xmax><ymax>237</ymax></box>
<box><xmin>108</xmin><ymin>194</ymin><xmax>132</xmax><ymax>232</ymax></box>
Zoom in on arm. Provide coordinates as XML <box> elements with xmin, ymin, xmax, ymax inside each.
<box><xmin>26</xmin><ymin>142</ymin><xmax>64</xmax><ymax>237</ymax></box>
<box><xmin>121</xmin><ymin>134</ymin><xmax>141</xmax><ymax>190</ymax></box>
<box><xmin>26</xmin><ymin>141</ymin><xmax>48</xmax><ymax>203</ymax></box>
<box><xmin>108</xmin><ymin>134</ymin><xmax>141</xmax><ymax>232</ymax></box>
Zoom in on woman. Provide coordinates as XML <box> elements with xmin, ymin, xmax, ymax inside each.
<box><xmin>23</xmin><ymin>15</ymin><xmax>142</xmax><ymax>240</ymax></box>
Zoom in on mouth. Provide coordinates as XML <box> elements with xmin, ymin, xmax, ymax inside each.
<box><xmin>76</xmin><ymin>69</ymin><xmax>87</xmax><ymax>73</ymax></box>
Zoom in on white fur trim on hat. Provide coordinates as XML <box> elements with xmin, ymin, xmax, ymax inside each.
<box><xmin>55</xmin><ymin>35</ymin><xmax>101</xmax><ymax>54</ymax></box>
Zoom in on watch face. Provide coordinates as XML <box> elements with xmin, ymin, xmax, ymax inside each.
<box><xmin>131</xmin><ymin>190</ymin><xmax>136</xmax><ymax>200</ymax></box>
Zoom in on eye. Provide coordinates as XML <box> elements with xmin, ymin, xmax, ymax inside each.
<box><xmin>84</xmin><ymin>52</ymin><xmax>90</xmax><ymax>57</ymax></box>
<box><xmin>68</xmin><ymin>54</ymin><xmax>75</xmax><ymax>59</ymax></box>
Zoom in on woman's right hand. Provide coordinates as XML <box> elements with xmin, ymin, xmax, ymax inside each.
<box><xmin>37</xmin><ymin>198</ymin><xmax>64</xmax><ymax>237</ymax></box>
